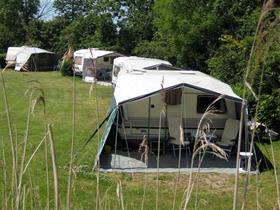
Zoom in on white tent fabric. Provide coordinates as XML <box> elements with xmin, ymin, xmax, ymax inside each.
<box><xmin>114</xmin><ymin>56</ymin><xmax>172</xmax><ymax>72</ymax></box>
<box><xmin>5</xmin><ymin>47</ymin><xmax>23</xmax><ymax>63</ymax></box>
<box><xmin>14</xmin><ymin>47</ymin><xmax>55</xmax><ymax>71</ymax></box>
<box><xmin>74</xmin><ymin>48</ymin><xmax>120</xmax><ymax>59</ymax></box>
<box><xmin>114</xmin><ymin>70</ymin><xmax>242</xmax><ymax>105</ymax></box>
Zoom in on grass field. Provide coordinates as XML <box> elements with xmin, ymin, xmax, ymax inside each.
<box><xmin>0</xmin><ymin>70</ymin><xmax>279</xmax><ymax>209</ymax></box>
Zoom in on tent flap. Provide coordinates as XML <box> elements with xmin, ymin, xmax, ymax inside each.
<box><xmin>94</xmin><ymin>107</ymin><xmax>118</xmax><ymax>168</ymax></box>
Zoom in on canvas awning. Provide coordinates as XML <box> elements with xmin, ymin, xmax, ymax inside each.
<box><xmin>14</xmin><ymin>47</ymin><xmax>56</xmax><ymax>71</ymax></box>
<box><xmin>113</xmin><ymin>70</ymin><xmax>242</xmax><ymax>105</ymax></box>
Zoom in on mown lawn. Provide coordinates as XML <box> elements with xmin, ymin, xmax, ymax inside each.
<box><xmin>0</xmin><ymin>70</ymin><xmax>279</xmax><ymax>209</ymax></box>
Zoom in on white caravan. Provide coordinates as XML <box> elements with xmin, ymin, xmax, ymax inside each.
<box><xmin>73</xmin><ymin>48</ymin><xmax>123</xmax><ymax>81</ymax></box>
<box><xmin>94</xmin><ymin>68</ymin><xmax>251</xmax><ymax>171</ymax></box>
<box><xmin>113</xmin><ymin>70</ymin><xmax>245</xmax><ymax>143</ymax></box>
<box><xmin>92</xmin><ymin>66</ymin><xmax>255</xmax><ymax>171</ymax></box>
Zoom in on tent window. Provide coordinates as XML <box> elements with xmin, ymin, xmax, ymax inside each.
<box><xmin>104</xmin><ymin>57</ymin><xmax>109</xmax><ymax>62</ymax></box>
<box><xmin>197</xmin><ymin>95</ymin><xmax>227</xmax><ymax>113</ymax></box>
<box><xmin>74</xmin><ymin>56</ymin><xmax>82</xmax><ymax>65</ymax></box>
<box><xmin>165</xmin><ymin>89</ymin><xmax>182</xmax><ymax>105</ymax></box>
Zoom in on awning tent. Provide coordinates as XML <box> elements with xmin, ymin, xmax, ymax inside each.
<box><xmin>6</xmin><ymin>46</ymin><xmax>58</xmax><ymax>71</ymax></box>
<box><xmin>94</xmin><ymin>70</ymin><xmax>246</xmax><ymax>168</ymax></box>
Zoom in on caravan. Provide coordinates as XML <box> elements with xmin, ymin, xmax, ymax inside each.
<box><xmin>73</xmin><ymin>48</ymin><xmax>123</xmax><ymax>81</ymax></box>
<box><xmin>95</xmin><ymin>67</ymin><xmax>251</xmax><ymax>171</ymax></box>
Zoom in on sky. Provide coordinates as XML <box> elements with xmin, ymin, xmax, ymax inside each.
<box><xmin>40</xmin><ymin>0</ymin><xmax>55</xmax><ymax>20</ymax></box>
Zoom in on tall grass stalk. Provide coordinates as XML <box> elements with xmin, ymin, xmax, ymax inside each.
<box><xmin>241</xmin><ymin>49</ymin><xmax>267</xmax><ymax>210</ymax></box>
<box><xmin>116</xmin><ymin>180</ymin><xmax>125</xmax><ymax>210</ymax></box>
<box><xmin>233</xmin><ymin>1</ymin><xmax>277</xmax><ymax>208</ymax></box>
<box><xmin>156</xmin><ymin>110</ymin><xmax>164</xmax><ymax>210</ymax></box>
<box><xmin>16</xmin><ymin>92</ymin><xmax>33</xmax><ymax>209</ymax></box>
<box><xmin>269</xmin><ymin>133</ymin><xmax>280</xmax><ymax>208</ymax></box>
<box><xmin>66</xmin><ymin>70</ymin><xmax>77</xmax><ymax>210</ymax></box>
<box><xmin>0</xmin><ymin>66</ymin><xmax>18</xmax><ymax>208</ymax></box>
<box><xmin>1</xmin><ymin>137</ymin><xmax>8</xmax><ymax>210</ymax></box>
<box><xmin>89</xmin><ymin>48</ymin><xmax>101</xmax><ymax>210</ymax></box>
<box><xmin>182</xmin><ymin>96</ymin><xmax>227</xmax><ymax>209</ymax></box>
<box><xmin>22</xmin><ymin>134</ymin><xmax>48</xmax><ymax>175</ymax></box>
<box><xmin>22</xmin><ymin>185</ymin><xmax>26</xmax><ymax>210</ymax></box>
<box><xmin>47</xmin><ymin>124</ymin><xmax>59</xmax><ymax>210</ymax></box>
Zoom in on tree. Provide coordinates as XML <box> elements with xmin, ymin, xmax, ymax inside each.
<box><xmin>153</xmin><ymin>0</ymin><xmax>263</xmax><ymax>70</ymax></box>
<box><xmin>53</xmin><ymin>0</ymin><xmax>94</xmax><ymax>21</ymax></box>
<box><xmin>0</xmin><ymin>0</ymin><xmax>41</xmax><ymax>51</ymax></box>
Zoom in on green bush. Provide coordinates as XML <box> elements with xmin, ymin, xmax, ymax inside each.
<box><xmin>60</xmin><ymin>59</ymin><xmax>73</xmax><ymax>76</ymax></box>
<box><xmin>257</xmin><ymin>90</ymin><xmax>280</xmax><ymax>133</ymax></box>
<box><xmin>0</xmin><ymin>53</ymin><xmax>6</xmax><ymax>68</ymax></box>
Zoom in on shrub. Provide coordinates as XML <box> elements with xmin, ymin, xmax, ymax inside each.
<box><xmin>60</xmin><ymin>59</ymin><xmax>73</xmax><ymax>76</ymax></box>
<box><xmin>0</xmin><ymin>53</ymin><xmax>6</xmax><ymax>68</ymax></box>
<box><xmin>257</xmin><ymin>90</ymin><xmax>280</xmax><ymax>133</ymax></box>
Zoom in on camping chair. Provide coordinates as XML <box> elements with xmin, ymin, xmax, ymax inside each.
<box><xmin>216</xmin><ymin>118</ymin><xmax>240</xmax><ymax>158</ymax></box>
<box><xmin>168</xmin><ymin>116</ymin><xmax>191</xmax><ymax>157</ymax></box>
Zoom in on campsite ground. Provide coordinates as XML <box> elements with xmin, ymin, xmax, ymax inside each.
<box><xmin>0</xmin><ymin>70</ymin><xmax>279</xmax><ymax>209</ymax></box>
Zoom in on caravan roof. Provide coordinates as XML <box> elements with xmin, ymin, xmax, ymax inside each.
<box><xmin>113</xmin><ymin>70</ymin><xmax>242</xmax><ymax>105</ymax></box>
<box><xmin>113</xmin><ymin>56</ymin><xmax>172</xmax><ymax>72</ymax></box>
<box><xmin>74</xmin><ymin>48</ymin><xmax>121</xmax><ymax>59</ymax></box>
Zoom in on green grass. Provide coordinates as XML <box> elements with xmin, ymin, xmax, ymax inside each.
<box><xmin>0</xmin><ymin>70</ymin><xmax>279</xmax><ymax>209</ymax></box>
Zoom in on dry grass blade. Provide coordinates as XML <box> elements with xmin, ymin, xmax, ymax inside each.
<box><xmin>156</xmin><ymin>109</ymin><xmax>165</xmax><ymax>210</ymax></box>
<box><xmin>116</xmin><ymin>180</ymin><xmax>125</xmax><ymax>210</ymax></box>
<box><xmin>269</xmin><ymin>133</ymin><xmax>280</xmax><ymax>208</ymax></box>
<box><xmin>22</xmin><ymin>134</ymin><xmax>48</xmax><ymax>175</ymax></box>
<box><xmin>1</xmin><ymin>137</ymin><xmax>8</xmax><ymax>210</ymax></box>
<box><xmin>181</xmin><ymin>95</ymin><xmax>227</xmax><ymax>210</ymax></box>
<box><xmin>47</xmin><ymin>124</ymin><xmax>59</xmax><ymax>210</ymax></box>
<box><xmin>67</xmin><ymin>68</ymin><xmax>76</xmax><ymax>210</ymax></box>
<box><xmin>0</xmin><ymin>66</ymin><xmax>18</xmax><ymax>208</ymax></box>
<box><xmin>138</xmin><ymin>135</ymin><xmax>149</xmax><ymax>165</ymax></box>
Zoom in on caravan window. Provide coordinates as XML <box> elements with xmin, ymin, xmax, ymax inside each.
<box><xmin>103</xmin><ymin>57</ymin><xmax>109</xmax><ymax>62</ymax></box>
<box><xmin>197</xmin><ymin>95</ymin><xmax>227</xmax><ymax>113</ymax></box>
<box><xmin>74</xmin><ymin>56</ymin><xmax>82</xmax><ymax>65</ymax></box>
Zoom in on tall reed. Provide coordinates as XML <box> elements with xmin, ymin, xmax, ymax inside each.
<box><xmin>182</xmin><ymin>96</ymin><xmax>227</xmax><ymax>209</ymax></box>
<box><xmin>47</xmin><ymin>124</ymin><xmax>59</xmax><ymax>210</ymax></box>
<box><xmin>66</xmin><ymin>68</ymin><xmax>76</xmax><ymax>210</ymax></box>
<box><xmin>0</xmin><ymin>66</ymin><xmax>18</xmax><ymax>208</ymax></box>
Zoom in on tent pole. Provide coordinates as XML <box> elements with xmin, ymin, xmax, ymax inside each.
<box><xmin>113</xmin><ymin>108</ymin><xmax>119</xmax><ymax>168</ymax></box>
<box><xmin>148</xmin><ymin>97</ymin><xmax>151</xmax><ymax>144</ymax></box>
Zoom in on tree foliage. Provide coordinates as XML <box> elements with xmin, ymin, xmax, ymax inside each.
<box><xmin>0</xmin><ymin>0</ymin><xmax>279</xmax><ymax>130</ymax></box>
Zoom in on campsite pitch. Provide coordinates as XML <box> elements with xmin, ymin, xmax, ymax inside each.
<box><xmin>0</xmin><ymin>70</ymin><xmax>279</xmax><ymax>209</ymax></box>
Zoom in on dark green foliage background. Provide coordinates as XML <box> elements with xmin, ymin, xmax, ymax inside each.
<box><xmin>0</xmin><ymin>0</ymin><xmax>279</xmax><ymax>131</ymax></box>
